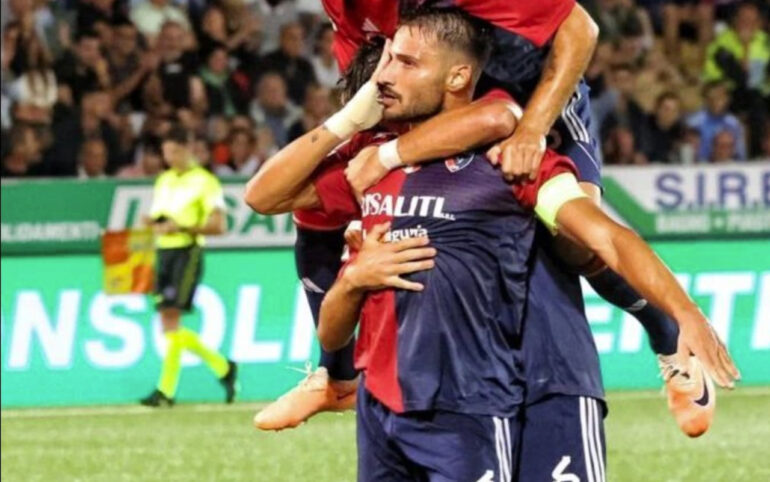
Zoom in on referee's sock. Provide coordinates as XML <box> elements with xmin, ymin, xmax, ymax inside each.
<box><xmin>157</xmin><ymin>328</ymin><xmax>230</xmax><ymax>398</ymax></box>
<box><xmin>586</xmin><ymin>266</ymin><xmax>679</xmax><ymax>356</ymax></box>
<box><xmin>158</xmin><ymin>330</ymin><xmax>184</xmax><ymax>398</ymax></box>
<box><xmin>176</xmin><ymin>328</ymin><xmax>230</xmax><ymax>378</ymax></box>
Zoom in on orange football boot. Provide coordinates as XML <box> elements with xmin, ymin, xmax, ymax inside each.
<box><xmin>253</xmin><ymin>366</ymin><xmax>357</xmax><ymax>431</ymax></box>
<box><xmin>659</xmin><ymin>354</ymin><xmax>716</xmax><ymax>437</ymax></box>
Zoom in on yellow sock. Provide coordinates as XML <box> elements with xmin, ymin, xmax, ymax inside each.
<box><xmin>157</xmin><ymin>331</ymin><xmax>184</xmax><ymax>398</ymax></box>
<box><xmin>177</xmin><ymin>328</ymin><xmax>229</xmax><ymax>378</ymax></box>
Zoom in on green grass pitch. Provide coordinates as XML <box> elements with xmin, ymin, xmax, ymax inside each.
<box><xmin>2</xmin><ymin>388</ymin><xmax>769</xmax><ymax>481</ymax></box>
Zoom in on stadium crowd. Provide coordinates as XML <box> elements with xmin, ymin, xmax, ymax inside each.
<box><xmin>1</xmin><ymin>0</ymin><xmax>768</xmax><ymax>179</ymax></box>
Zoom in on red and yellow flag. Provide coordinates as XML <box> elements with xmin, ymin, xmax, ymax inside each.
<box><xmin>101</xmin><ymin>230</ymin><xmax>156</xmax><ymax>294</ymax></box>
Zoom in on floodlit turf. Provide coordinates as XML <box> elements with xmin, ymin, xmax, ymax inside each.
<box><xmin>2</xmin><ymin>388</ymin><xmax>769</xmax><ymax>482</ymax></box>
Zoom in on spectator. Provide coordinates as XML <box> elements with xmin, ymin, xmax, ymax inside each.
<box><xmin>250</xmin><ymin>72</ymin><xmax>301</xmax><ymax>147</ymax></box>
<box><xmin>261</xmin><ymin>22</ymin><xmax>317</xmax><ymax>105</ymax></box>
<box><xmin>199</xmin><ymin>45</ymin><xmax>248</xmax><ymax>117</ymax></box>
<box><xmin>78</xmin><ymin>138</ymin><xmax>109</xmax><ymax>178</ymax></box>
<box><xmin>192</xmin><ymin>138</ymin><xmax>213</xmax><ymax>170</ymax></box>
<box><xmin>252</xmin><ymin>0</ymin><xmax>300</xmax><ymax>54</ymax></box>
<box><xmin>710</xmin><ymin>129</ymin><xmax>739</xmax><ymax>163</ymax></box>
<box><xmin>54</xmin><ymin>30</ymin><xmax>111</xmax><ymax>105</ymax></box>
<box><xmin>6</xmin><ymin>31</ymin><xmax>57</xmax><ymax>121</ymax></box>
<box><xmin>198</xmin><ymin>3</ymin><xmax>261</xmax><ymax>58</ymax></box>
<box><xmin>592</xmin><ymin>63</ymin><xmax>647</xmax><ymax>143</ymax></box>
<box><xmin>704</xmin><ymin>1</ymin><xmax>768</xmax><ymax>93</ymax></box>
<box><xmin>109</xmin><ymin>20</ymin><xmax>156</xmax><ymax>112</ymax></box>
<box><xmin>215</xmin><ymin>127</ymin><xmax>261</xmax><ymax>177</ymax></box>
<box><xmin>206</xmin><ymin>115</ymin><xmax>232</xmax><ymax>166</ymax></box>
<box><xmin>603</xmin><ymin>125</ymin><xmax>648</xmax><ymax>165</ymax></box>
<box><xmin>1</xmin><ymin>124</ymin><xmax>43</xmax><ymax>177</ymax></box>
<box><xmin>44</xmin><ymin>90</ymin><xmax>122</xmax><ymax>175</ymax></box>
<box><xmin>117</xmin><ymin>144</ymin><xmax>164</xmax><ymax>178</ymax></box>
<box><xmin>638</xmin><ymin>92</ymin><xmax>687</xmax><ymax>163</ymax></box>
<box><xmin>288</xmin><ymin>84</ymin><xmax>331</xmax><ymax>141</ymax></box>
<box><xmin>686</xmin><ymin>81</ymin><xmax>747</xmax><ymax>162</ymax></box>
<box><xmin>311</xmin><ymin>23</ymin><xmax>340</xmax><ymax>89</ymax></box>
<box><xmin>143</xmin><ymin>21</ymin><xmax>205</xmax><ymax>120</ymax></box>
<box><xmin>77</xmin><ymin>0</ymin><xmax>124</xmax><ymax>35</ymax></box>
<box><xmin>129</xmin><ymin>0</ymin><xmax>190</xmax><ymax>42</ymax></box>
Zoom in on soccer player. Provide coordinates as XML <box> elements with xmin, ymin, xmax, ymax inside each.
<box><xmin>248</xmin><ymin>9</ymin><xmax>738</xmax><ymax>479</ymax></box>
<box><xmin>313</xmin><ymin>11</ymin><xmax>737</xmax><ymax>479</ymax></box>
<box><xmin>140</xmin><ymin>125</ymin><xmax>238</xmax><ymax>407</ymax></box>
<box><xmin>325</xmin><ymin>0</ymin><xmax>716</xmax><ymax>437</ymax></box>
<box><xmin>252</xmin><ymin>41</ymin><xmax>392</xmax><ymax>430</ymax></box>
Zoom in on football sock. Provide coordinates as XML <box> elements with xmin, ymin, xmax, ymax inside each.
<box><xmin>176</xmin><ymin>328</ymin><xmax>230</xmax><ymax>378</ymax></box>
<box><xmin>158</xmin><ymin>330</ymin><xmax>184</xmax><ymax>398</ymax></box>
<box><xmin>320</xmin><ymin>339</ymin><xmax>359</xmax><ymax>382</ymax></box>
<box><xmin>586</xmin><ymin>267</ymin><xmax>679</xmax><ymax>355</ymax></box>
<box><xmin>305</xmin><ymin>289</ymin><xmax>359</xmax><ymax>381</ymax></box>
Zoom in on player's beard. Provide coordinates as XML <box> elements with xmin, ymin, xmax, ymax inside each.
<box><xmin>382</xmin><ymin>84</ymin><xmax>444</xmax><ymax>124</ymax></box>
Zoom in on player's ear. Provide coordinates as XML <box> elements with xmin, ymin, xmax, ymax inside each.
<box><xmin>446</xmin><ymin>64</ymin><xmax>472</xmax><ymax>93</ymax></box>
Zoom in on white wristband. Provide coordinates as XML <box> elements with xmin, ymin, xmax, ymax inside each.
<box><xmin>378</xmin><ymin>139</ymin><xmax>404</xmax><ymax>170</ymax></box>
<box><xmin>506</xmin><ymin>102</ymin><xmax>523</xmax><ymax>120</ymax></box>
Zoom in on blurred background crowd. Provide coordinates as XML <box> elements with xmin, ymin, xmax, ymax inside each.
<box><xmin>1</xmin><ymin>0</ymin><xmax>768</xmax><ymax>179</ymax></box>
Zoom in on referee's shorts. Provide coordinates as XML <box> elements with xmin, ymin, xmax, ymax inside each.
<box><xmin>154</xmin><ymin>245</ymin><xmax>203</xmax><ymax>312</ymax></box>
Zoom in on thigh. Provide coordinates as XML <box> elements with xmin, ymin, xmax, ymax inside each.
<box><xmin>517</xmin><ymin>395</ymin><xmax>606</xmax><ymax>482</ymax></box>
<box><xmin>357</xmin><ymin>385</ymin><xmax>419</xmax><ymax>482</ymax></box>
<box><xmin>551</xmin><ymin>84</ymin><xmax>603</xmax><ymax>189</ymax></box>
<box><xmin>395</xmin><ymin>411</ymin><xmax>520</xmax><ymax>482</ymax></box>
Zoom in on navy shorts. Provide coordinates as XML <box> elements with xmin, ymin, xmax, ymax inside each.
<box><xmin>357</xmin><ymin>383</ymin><xmax>520</xmax><ymax>482</ymax></box>
<box><xmin>294</xmin><ymin>226</ymin><xmax>346</xmax><ymax>317</ymax></box>
<box><xmin>516</xmin><ymin>395</ymin><xmax>607</xmax><ymax>482</ymax></box>
<box><xmin>550</xmin><ymin>82</ymin><xmax>603</xmax><ymax>188</ymax></box>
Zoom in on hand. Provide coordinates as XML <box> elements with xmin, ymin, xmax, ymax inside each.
<box><xmin>141</xmin><ymin>52</ymin><xmax>160</xmax><ymax>72</ymax></box>
<box><xmin>345</xmin><ymin>145</ymin><xmax>388</xmax><ymax>200</ymax></box>
<box><xmin>324</xmin><ymin>39</ymin><xmax>391</xmax><ymax>139</ymax></box>
<box><xmin>344</xmin><ymin>222</ymin><xmax>436</xmax><ymax>292</ymax></box>
<box><xmin>486</xmin><ymin>125</ymin><xmax>547</xmax><ymax>182</ymax></box>
<box><xmin>677</xmin><ymin>311</ymin><xmax>740</xmax><ymax>389</ymax></box>
<box><xmin>344</xmin><ymin>222</ymin><xmax>364</xmax><ymax>252</ymax></box>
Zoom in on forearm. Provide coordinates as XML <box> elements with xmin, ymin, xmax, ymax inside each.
<box><xmin>318</xmin><ymin>276</ymin><xmax>365</xmax><ymax>352</ymax></box>
<box><xmin>518</xmin><ymin>4</ymin><xmax>598</xmax><ymax>136</ymax></box>
<box><xmin>559</xmin><ymin>202</ymin><xmax>700</xmax><ymax>322</ymax></box>
<box><xmin>398</xmin><ymin>100</ymin><xmax>517</xmax><ymax>165</ymax></box>
<box><xmin>244</xmin><ymin>125</ymin><xmax>341</xmax><ymax>213</ymax></box>
<box><xmin>182</xmin><ymin>210</ymin><xmax>226</xmax><ymax>236</ymax></box>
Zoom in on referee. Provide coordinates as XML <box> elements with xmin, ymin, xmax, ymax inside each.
<box><xmin>140</xmin><ymin>125</ymin><xmax>238</xmax><ymax>407</ymax></box>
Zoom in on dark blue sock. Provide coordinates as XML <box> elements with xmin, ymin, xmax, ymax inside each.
<box><xmin>305</xmin><ymin>288</ymin><xmax>359</xmax><ymax>381</ymax></box>
<box><xmin>586</xmin><ymin>267</ymin><xmax>679</xmax><ymax>355</ymax></box>
<box><xmin>295</xmin><ymin>227</ymin><xmax>359</xmax><ymax>381</ymax></box>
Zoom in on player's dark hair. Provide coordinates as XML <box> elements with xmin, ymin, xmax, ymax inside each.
<box><xmin>339</xmin><ymin>36</ymin><xmax>386</xmax><ymax>103</ymax></box>
<box><xmin>165</xmin><ymin>124</ymin><xmax>194</xmax><ymax>146</ymax></box>
<box><xmin>398</xmin><ymin>6</ymin><xmax>493</xmax><ymax>73</ymax></box>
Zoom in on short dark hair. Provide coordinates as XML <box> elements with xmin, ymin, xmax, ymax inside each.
<box><xmin>398</xmin><ymin>6</ymin><xmax>492</xmax><ymax>72</ymax></box>
<box><xmin>165</xmin><ymin>124</ymin><xmax>193</xmax><ymax>145</ymax></box>
<box><xmin>340</xmin><ymin>36</ymin><xmax>386</xmax><ymax>103</ymax></box>
<box><xmin>655</xmin><ymin>91</ymin><xmax>680</xmax><ymax>108</ymax></box>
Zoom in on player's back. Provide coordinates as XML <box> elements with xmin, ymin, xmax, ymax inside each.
<box><xmin>356</xmin><ymin>149</ymin><xmax>537</xmax><ymax>418</ymax></box>
<box><xmin>520</xmin><ymin>226</ymin><xmax>604</xmax><ymax>405</ymax></box>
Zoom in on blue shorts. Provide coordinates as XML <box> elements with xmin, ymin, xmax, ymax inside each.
<box><xmin>294</xmin><ymin>226</ymin><xmax>346</xmax><ymax>317</ymax></box>
<box><xmin>550</xmin><ymin>83</ymin><xmax>603</xmax><ymax>188</ymax></box>
<box><xmin>357</xmin><ymin>383</ymin><xmax>521</xmax><ymax>482</ymax></box>
<box><xmin>516</xmin><ymin>395</ymin><xmax>607</xmax><ymax>482</ymax></box>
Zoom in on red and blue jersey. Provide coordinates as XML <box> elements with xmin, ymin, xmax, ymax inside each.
<box><xmin>315</xmin><ymin>145</ymin><xmax>577</xmax><ymax>417</ymax></box>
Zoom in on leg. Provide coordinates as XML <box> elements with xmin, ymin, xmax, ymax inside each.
<box><xmin>357</xmin><ymin>383</ymin><xmax>419</xmax><ymax>482</ymax></box>
<box><xmin>253</xmin><ymin>227</ymin><xmax>357</xmax><ymax>430</ymax></box>
<box><xmin>394</xmin><ymin>410</ymin><xmax>520</xmax><ymax>482</ymax></box>
<box><xmin>516</xmin><ymin>395</ymin><xmax>606</xmax><ymax>482</ymax></box>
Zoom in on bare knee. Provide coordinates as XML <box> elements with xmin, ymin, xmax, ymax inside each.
<box><xmin>160</xmin><ymin>308</ymin><xmax>181</xmax><ymax>332</ymax></box>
